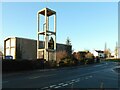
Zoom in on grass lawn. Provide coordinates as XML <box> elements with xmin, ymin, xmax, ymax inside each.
<box><xmin>105</xmin><ymin>58</ymin><xmax>120</xmax><ymax>62</ymax></box>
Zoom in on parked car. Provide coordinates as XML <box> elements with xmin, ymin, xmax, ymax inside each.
<box><xmin>5</xmin><ymin>55</ymin><xmax>13</xmax><ymax>60</ymax></box>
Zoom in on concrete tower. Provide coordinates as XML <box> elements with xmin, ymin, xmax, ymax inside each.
<box><xmin>37</xmin><ymin>8</ymin><xmax>56</xmax><ymax>61</ymax></box>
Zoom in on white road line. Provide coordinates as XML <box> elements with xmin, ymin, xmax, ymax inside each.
<box><xmin>50</xmin><ymin>85</ymin><xmax>56</xmax><ymax>88</ymax></box>
<box><xmin>41</xmin><ymin>86</ymin><xmax>49</xmax><ymax>89</ymax></box>
<box><xmin>89</xmin><ymin>75</ymin><xmax>93</xmax><ymax>78</ymax></box>
<box><xmin>77</xmin><ymin>69</ymin><xmax>106</xmax><ymax>78</ymax></box>
<box><xmin>75</xmin><ymin>80</ymin><xmax>79</xmax><ymax>82</ymax></box>
<box><xmin>39</xmin><ymin>69</ymin><xmax>56</xmax><ymax>72</ymax></box>
<box><xmin>62</xmin><ymin>84</ymin><xmax>68</xmax><ymax>86</ymax></box>
<box><xmin>54</xmin><ymin>86</ymin><xmax>61</xmax><ymax>88</ymax></box>
<box><xmin>115</xmin><ymin>66</ymin><xmax>120</xmax><ymax>68</ymax></box>
<box><xmin>93</xmin><ymin>64</ymin><xmax>104</xmax><ymax>67</ymax></box>
<box><xmin>58</xmin><ymin>83</ymin><xmax>64</xmax><ymax>85</ymax></box>
<box><xmin>69</xmin><ymin>82</ymin><xmax>74</xmax><ymax>84</ymax></box>
<box><xmin>29</xmin><ymin>74</ymin><xmax>56</xmax><ymax>79</ymax></box>
<box><xmin>111</xmin><ymin>69</ymin><xmax>115</xmax><ymax>72</ymax></box>
<box><xmin>46</xmin><ymin>89</ymin><xmax>50</xmax><ymax>90</ymax></box>
<box><xmin>71</xmin><ymin>79</ymin><xmax>75</xmax><ymax>82</ymax></box>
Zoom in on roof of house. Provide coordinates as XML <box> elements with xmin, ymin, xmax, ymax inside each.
<box><xmin>95</xmin><ymin>50</ymin><xmax>104</xmax><ymax>53</ymax></box>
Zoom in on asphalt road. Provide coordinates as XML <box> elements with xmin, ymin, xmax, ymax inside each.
<box><xmin>2</xmin><ymin>61</ymin><xmax>120</xmax><ymax>89</ymax></box>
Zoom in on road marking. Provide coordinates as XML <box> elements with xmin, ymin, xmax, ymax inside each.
<box><xmin>39</xmin><ymin>69</ymin><xmax>56</xmax><ymax>72</ymax></box>
<box><xmin>77</xmin><ymin>69</ymin><xmax>106</xmax><ymax>78</ymax></box>
<box><xmin>69</xmin><ymin>82</ymin><xmax>75</xmax><ymax>84</ymax></box>
<box><xmin>41</xmin><ymin>86</ymin><xmax>49</xmax><ymax>89</ymax></box>
<box><xmin>93</xmin><ymin>64</ymin><xmax>104</xmax><ymax>67</ymax></box>
<box><xmin>116</xmin><ymin>66</ymin><xmax>120</xmax><ymax>68</ymax></box>
<box><xmin>106</xmin><ymin>63</ymin><xmax>108</xmax><ymax>65</ymax></box>
<box><xmin>54</xmin><ymin>86</ymin><xmax>61</xmax><ymax>88</ymax></box>
<box><xmin>58</xmin><ymin>83</ymin><xmax>64</xmax><ymax>85</ymax></box>
<box><xmin>62</xmin><ymin>84</ymin><xmax>68</xmax><ymax>86</ymax></box>
<box><xmin>75</xmin><ymin>80</ymin><xmax>79</xmax><ymax>82</ymax></box>
<box><xmin>71</xmin><ymin>79</ymin><xmax>75</xmax><ymax>82</ymax></box>
<box><xmin>111</xmin><ymin>69</ymin><xmax>115</xmax><ymax>72</ymax></box>
<box><xmin>50</xmin><ymin>85</ymin><xmax>56</xmax><ymax>88</ymax></box>
<box><xmin>89</xmin><ymin>75</ymin><xmax>92</xmax><ymax>78</ymax></box>
<box><xmin>29</xmin><ymin>74</ymin><xmax>56</xmax><ymax>79</ymax></box>
<box><xmin>69</xmin><ymin>82</ymin><xmax>74</xmax><ymax>84</ymax></box>
<box><xmin>65</xmin><ymin>80</ymin><xmax>71</xmax><ymax>83</ymax></box>
<box><xmin>100</xmin><ymin>82</ymin><xmax>104</xmax><ymax>88</ymax></box>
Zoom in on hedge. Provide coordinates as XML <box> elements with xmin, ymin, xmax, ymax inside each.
<box><xmin>2</xmin><ymin>59</ymin><xmax>57</xmax><ymax>72</ymax></box>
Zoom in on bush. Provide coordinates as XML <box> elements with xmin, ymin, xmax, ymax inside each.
<box><xmin>79</xmin><ymin>59</ymin><xmax>86</xmax><ymax>65</ymax></box>
<box><xmin>59</xmin><ymin>58</ymin><xmax>75</xmax><ymax>67</ymax></box>
<box><xmin>44</xmin><ymin>60</ymin><xmax>57</xmax><ymax>68</ymax></box>
<box><xmin>85</xmin><ymin>58</ymin><xmax>94</xmax><ymax>64</ymax></box>
<box><xmin>2</xmin><ymin>59</ymin><xmax>46</xmax><ymax>72</ymax></box>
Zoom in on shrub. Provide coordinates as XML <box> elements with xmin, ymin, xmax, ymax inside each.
<box><xmin>2</xmin><ymin>59</ymin><xmax>46</xmax><ymax>72</ymax></box>
<box><xmin>56</xmin><ymin>51</ymin><xmax>68</xmax><ymax>64</ymax></box>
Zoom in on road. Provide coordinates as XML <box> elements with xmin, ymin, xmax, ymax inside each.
<box><xmin>2</xmin><ymin>61</ymin><xmax>120</xmax><ymax>89</ymax></box>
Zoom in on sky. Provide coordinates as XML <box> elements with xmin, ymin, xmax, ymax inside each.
<box><xmin>1</xmin><ymin>2</ymin><xmax>118</xmax><ymax>52</ymax></box>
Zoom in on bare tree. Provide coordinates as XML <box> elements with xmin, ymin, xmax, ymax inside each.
<box><xmin>104</xmin><ymin>48</ymin><xmax>111</xmax><ymax>58</ymax></box>
<box><xmin>0</xmin><ymin>45</ymin><xmax>3</xmax><ymax>60</ymax></box>
<box><xmin>56</xmin><ymin>51</ymin><xmax>67</xmax><ymax>63</ymax></box>
<box><xmin>66</xmin><ymin>37</ymin><xmax>71</xmax><ymax>45</ymax></box>
<box><xmin>0</xmin><ymin>45</ymin><xmax>3</xmax><ymax>52</ymax></box>
<box><xmin>85</xmin><ymin>52</ymin><xmax>94</xmax><ymax>59</ymax></box>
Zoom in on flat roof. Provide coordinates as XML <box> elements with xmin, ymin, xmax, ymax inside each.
<box><xmin>38</xmin><ymin>8</ymin><xmax>56</xmax><ymax>16</ymax></box>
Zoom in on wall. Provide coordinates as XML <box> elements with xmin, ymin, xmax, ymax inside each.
<box><xmin>4</xmin><ymin>37</ymin><xmax>72</xmax><ymax>60</ymax></box>
<box><xmin>16</xmin><ymin>37</ymin><xmax>37</xmax><ymax>60</ymax></box>
<box><xmin>4</xmin><ymin>38</ymin><xmax>16</xmax><ymax>59</ymax></box>
<box><xmin>56</xmin><ymin>43</ymin><xmax>72</xmax><ymax>56</ymax></box>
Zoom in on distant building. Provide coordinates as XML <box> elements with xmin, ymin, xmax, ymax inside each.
<box><xmin>4</xmin><ymin>37</ymin><xmax>72</xmax><ymax>60</ymax></box>
<box><xmin>92</xmin><ymin>50</ymin><xmax>105</xmax><ymax>58</ymax></box>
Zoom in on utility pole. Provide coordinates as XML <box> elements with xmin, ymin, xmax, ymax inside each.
<box><xmin>115</xmin><ymin>42</ymin><xmax>118</xmax><ymax>58</ymax></box>
<box><xmin>104</xmin><ymin>42</ymin><xmax>107</xmax><ymax>58</ymax></box>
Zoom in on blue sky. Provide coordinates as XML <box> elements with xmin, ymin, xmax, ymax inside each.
<box><xmin>1</xmin><ymin>2</ymin><xmax>118</xmax><ymax>52</ymax></box>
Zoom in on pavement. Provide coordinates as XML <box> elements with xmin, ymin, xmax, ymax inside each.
<box><xmin>2</xmin><ymin>61</ymin><xmax>120</xmax><ymax>89</ymax></box>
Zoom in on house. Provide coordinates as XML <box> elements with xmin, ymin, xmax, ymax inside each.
<box><xmin>92</xmin><ymin>50</ymin><xmax>105</xmax><ymax>58</ymax></box>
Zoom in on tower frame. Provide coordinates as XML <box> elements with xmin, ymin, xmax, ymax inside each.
<box><xmin>37</xmin><ymin>8</ymin><xmax>56</xmax><ymax>61</ymax></box>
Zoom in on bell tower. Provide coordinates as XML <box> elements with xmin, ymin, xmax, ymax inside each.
<box><xmin>37</xmin><ymin>8</ymin><xmax>56</xmax><ymax>61</ymax></box>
